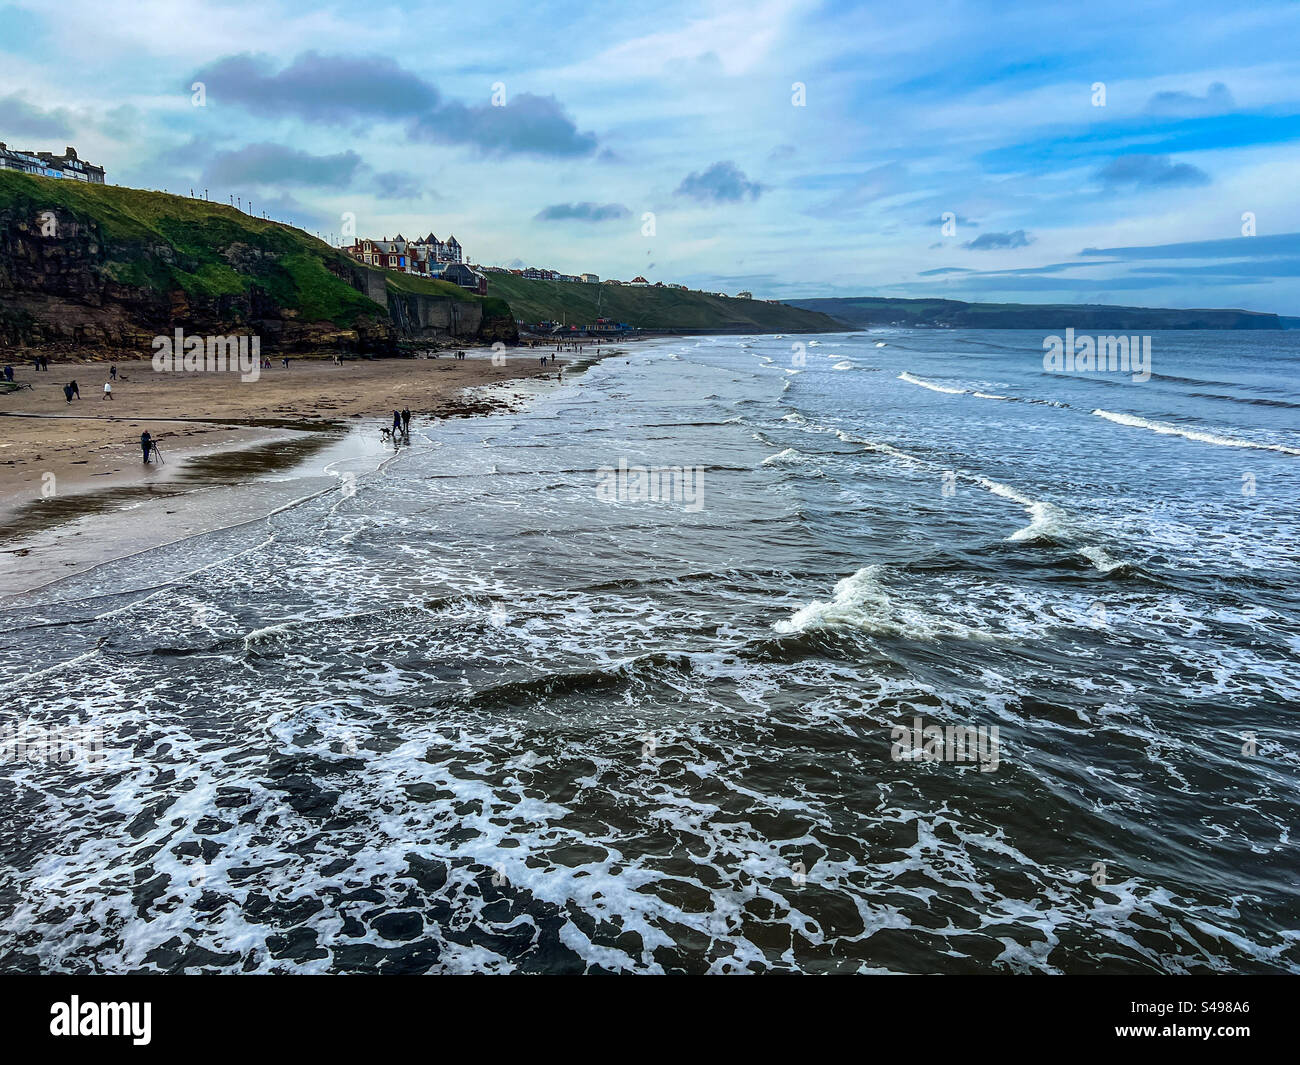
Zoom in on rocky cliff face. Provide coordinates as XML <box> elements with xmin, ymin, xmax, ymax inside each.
<box><xmin>0</xmin><ymin>204</ymin><xmax>512</xmax><ymax>357</ymax></box>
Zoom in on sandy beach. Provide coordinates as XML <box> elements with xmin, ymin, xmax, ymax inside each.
<box><xmin>0</xmin><ymin>346</ymin><xmax>585</xmax><ymax>596</ymax></box>
<box><xmin>0</xmin><ymin>349</ymin><xmax>573</xmax><ymax>503</ymax></box>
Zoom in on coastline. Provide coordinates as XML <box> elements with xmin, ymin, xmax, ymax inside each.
<box><xmin>0</xmin><ymin>345</ymin><xmax>603</xmax><ymax>598</ymax></box>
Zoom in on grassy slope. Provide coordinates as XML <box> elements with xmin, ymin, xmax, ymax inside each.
<box><xmin>485</xmin><ymin>273</ymin><xmax>843</xmax><ymax>333</ymax></box>
<box><xmin>0</xmin><ymin>171</ymin><xmax>493</xmax><ymax>328</ymax></box>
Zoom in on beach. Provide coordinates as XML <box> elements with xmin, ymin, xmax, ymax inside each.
<box><xmin>0</xmin><ymin>347</ymin><xmax>580</xmax><ymax>596</ymax></box>
<box><xmin>1</xmin><ymin>330</ymin><xmax>1298</xmax><ymax>973</ymax></box>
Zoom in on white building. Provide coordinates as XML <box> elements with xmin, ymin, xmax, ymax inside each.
<box><xmin>0</xmin><ymin>144</ymin><xmax>105</xmax><ymax>182</ymax></box>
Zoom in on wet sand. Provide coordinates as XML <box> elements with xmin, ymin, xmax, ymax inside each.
<box><xmin>0</xmin><ymin>348</ymin><xmax>574</xmax><ymax>597</ymax></box>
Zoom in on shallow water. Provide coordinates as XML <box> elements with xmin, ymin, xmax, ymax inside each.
<box><xmin>1</xmin><ymin>331</ymin><xmax>1297</xmax><ymax>973</ymax></box>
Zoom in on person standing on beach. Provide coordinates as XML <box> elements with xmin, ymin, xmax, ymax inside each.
<box><xmin>69</xmin><ymin>379</ymin><xmax>80</xmax><ymax>398</ymax></box>
<box><xmin>103</xmin><ymin>381</ymin><xmax>113</xmax><ymax>400</ymax></box>
<box><xmin>141</xmin><ymin>431</ymin><xmax>153</xmax><ymax>463</ymax></box>
<box><xmin>2</xmin><ymin>365</ymin><xmax>12</xmax><ymax>382</ymax></box>
<box><xmin>392</xmin><ymin>410</ymin><xmax>402</xmax><ymax>432</ymax></box>
<box><xmin>401</xmin><ymin>408</ymin><xmax>411</xmax><ymax>434</ymax></box>
<box><xmin>63</xmin><ymin>383</ymin><xmax>73</xmax><ymax>403</ymax></box>
<box><xmin>110</xmin><ymin>365</ymin><xmax>117</xmax><ymax>381</ymax></box>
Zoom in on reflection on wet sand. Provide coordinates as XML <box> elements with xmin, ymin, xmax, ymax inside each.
<box><xmin>0</xmin><ymin>429</ymin><xmax>339</xmax><ymax>544</ymax></box>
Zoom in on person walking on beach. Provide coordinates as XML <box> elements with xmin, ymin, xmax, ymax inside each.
<box><xmin>140</xmin><ymin>431</ymin><xmax>153</xmax><ymax>463</ymax></box>
<box><xmin>401</xmin><ymin>407</ymin><xmax>411</xmax><ymax>434</ymax></box>
<box><xmin>103</xmin><ymin>381</ymin><xmax>113</xmax><ymax>400</ymax></box>
<box><xmin>392</xmin><ymin>410</ymin><xmax>402</xmax><ymax>432</ymax></box>
<box><xmin>69</xmin><ymin>379</ymin><xmax>80</xmax><ymax>399</ymax></box>
<box><xmin>110</xmin><ymin>364</ymin><xmax>117</xmax><ymax>381</ymax></box>
<box><xmin>63</xmin><ymin>383</ymin><xmax>73</xmax><ymax>403</ymax></box>
<box><xmin>2</xmin><ymin>365</ymin><xmax>12</xmax><ymax>382</ymax></box>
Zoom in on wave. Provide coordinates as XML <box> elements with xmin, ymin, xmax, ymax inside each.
<box><xmin>772</xmin><ymin>564</ymin><xmax>995</xmax><ymax>640</ymax></box>
<box><xmin>1092</xmin><ymin>410</ymin><xmax>1300</xmax><ymax>456</ymax></box>
<box><xmin>898</xmin><ymin>371</ymin><xmax>966</xmax><ymax>395</ymax></box>
<box><xmin>832</xmin><ymin>361</ymin><xmax>854</xmax><ymax>370</ymax></box>
<box><xmin>898</xmin><ymin>372</ymin><xmax>1069</xmax><ymax>407</ymax></box>
<box><xmin>781</xmin><ymin>410</ymin><xmax>1126</xmax><ymax>572</ymax></box>
<box><xmin>1077</xmin><ymin>545</ymin><xmax>1127</xmax><ymax>573</ymax></box>
<box><xmin>1149</xmin><ymin>371</ymin><xmax>1248</xmax><ymax>389</ymax></box>
<box><xmin>969</xmin><ymin>475</ymin><xmax>1037</xmax><ymax>509</ymax></box>
<box><xmin>1186</xmin><ymin>391</ymin><xmax>1300</xmax><ymax>412</ymax></box>
<box><xmin>1006</xmin><ymin>501</ymin><xmax>1072</xmax><ymax>543</ymax></box>
<box><xmin>899</xmin><ymin>372</ymin><xmax>1014</xmax><ymax>401</ymax></box>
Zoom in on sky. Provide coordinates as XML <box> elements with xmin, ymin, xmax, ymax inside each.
<box><xmin>2</xmin><ymin>0</ymin><xmax>1300</xmax><ymax>311</ymax></box>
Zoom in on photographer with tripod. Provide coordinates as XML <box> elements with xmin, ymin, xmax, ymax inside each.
<box><xmin>141</xmin><ymin>431</ymin><xmax>163</xmax><ymax>465</ymax></box>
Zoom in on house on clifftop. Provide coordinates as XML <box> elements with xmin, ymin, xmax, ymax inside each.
<box><xmin>0</xmin><ymin>144</ymin><xmax>105</xmax><ymax>183</ymax></box>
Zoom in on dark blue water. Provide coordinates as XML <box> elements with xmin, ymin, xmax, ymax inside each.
<box><xmin>1</xmin><ymin>329</ymin><xmax>1297</xmax><ymax>973</ymax></box>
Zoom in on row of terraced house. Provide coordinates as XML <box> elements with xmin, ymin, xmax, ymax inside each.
<box><xmin>0</xmin><ymin>143</ymin><xmax>105</xmax><ymax>182</ymax></box>
<box><xmin>344</xmin><ymin>233</ymin><xmax>489</xmax><ymax>295</ymax></box>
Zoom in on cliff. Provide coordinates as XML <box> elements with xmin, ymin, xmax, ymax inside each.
<box><xmin>484</xmin><ymin>273</ymin><xmax>844</xmax><ymax>334</ymax></box>
<box><xmin>0</xmin><ymin>171</ymin><xmax>515</xmax><ymax>357</ymax></box>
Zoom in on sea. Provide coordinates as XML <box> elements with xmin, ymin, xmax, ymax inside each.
<box><xmin>1</xmin><ymin>328</ymin><xmax>1297</xmax><ymax>974</ymax></box>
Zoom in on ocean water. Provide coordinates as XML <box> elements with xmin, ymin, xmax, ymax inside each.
<box><xmin>1</xmin><ymin>329</ymin><xmax>1297</xmax><ymax>974</ymax></box>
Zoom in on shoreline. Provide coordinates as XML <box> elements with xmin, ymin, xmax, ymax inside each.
<box><xmin>0</xmin><ymin>345</ymin><xmax>612</xmax><ymax>598</ymax></box>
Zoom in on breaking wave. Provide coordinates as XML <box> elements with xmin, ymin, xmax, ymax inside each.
<box><xmin>1092</xmin><ymin>410</ymin><xmax>1300</xmax><ymax>456</ymax></box>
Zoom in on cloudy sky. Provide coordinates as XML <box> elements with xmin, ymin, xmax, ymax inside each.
<box><xmin>3</xmin><ymin>0</ymin><xmax>1299</xmax><ymax>311</ymax></box>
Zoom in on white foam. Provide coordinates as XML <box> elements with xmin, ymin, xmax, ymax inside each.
<box><xmin>1092</xmin><ymin>409</ymin><xmax>1300</xmax><ymax>456</ymax></box>
<box><xmin>773</xmin><ymin>565</ymin><xmax>994</xmax><ymax>640</ymax></box>
<box><xmin>832</xmin><ymin>361</ymin><xmax>854</xmax><ymax>371</ymax></box>
<box><xmin>1078</xmin><ymin>545</ymin><xmax>1126</xmax><ymax>573</ymax></box>
<box><xmin>1007</xmin><ymin>501</ymin><xmax>1071</xmax><ymax>542</ymax></box>
<box><xmin>898</xmin><ymin>371</ymin><xmax>966</xmax><ymax>395</ymax></box>
<box><xmin>970</xmin><ymin>475</ymin><xmax>1037</xmax><ymax>509</ymax></box>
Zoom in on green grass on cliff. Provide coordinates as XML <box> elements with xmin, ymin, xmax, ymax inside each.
<box><xmin>0</xmin><ymin>170</ymin><xmax>488</xmax><ymax>328</ymax></box>
<box><xmin>482</xmin><ymin>273</ymin><xmax>842</xmax><ymax>333</ymax></box>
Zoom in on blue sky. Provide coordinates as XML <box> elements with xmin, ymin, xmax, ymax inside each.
<box><xmin>3</xmin><ymin>0</ymin><xmax>1299</xmax><ymax>311</ymax></box>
